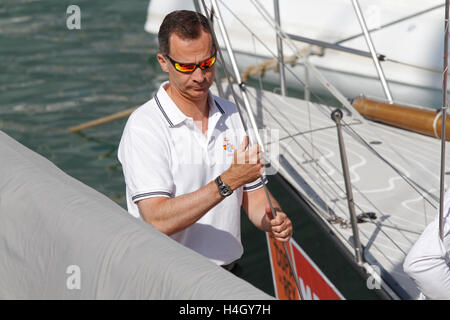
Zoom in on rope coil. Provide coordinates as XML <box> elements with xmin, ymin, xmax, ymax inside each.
<box><xmin>241</xmin><ymin>47</ymin><xmax>324</xmax><ymax>83</ymax></box>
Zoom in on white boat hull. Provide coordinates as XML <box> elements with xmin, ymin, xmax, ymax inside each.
<box><xmin>145</xmin><ymin>0</ymin><xmax>445</xmax><ymax>108</ymax></box>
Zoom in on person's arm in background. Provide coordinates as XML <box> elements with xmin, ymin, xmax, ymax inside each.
<box><xmin>403</xmin><ymin>216</ymin><xmax>450</xmax><ymax>299</ymax></box>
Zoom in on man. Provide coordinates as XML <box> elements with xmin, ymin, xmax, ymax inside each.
<box><xmin>403</xmin><ymin>189</ymin><xmax>450</xmax><ymax>299</ymax></box>
<box><xmin>118</xmin><ymin>10</ymin><xmax>292</xmax><ymax>272</ymax></box>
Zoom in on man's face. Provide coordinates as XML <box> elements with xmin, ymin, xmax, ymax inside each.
<box><xmin>157</xmin><ymin>29</ymin><xmax>215</xmax><ymax>102</ymax></box>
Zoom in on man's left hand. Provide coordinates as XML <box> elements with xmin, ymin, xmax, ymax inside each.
<box><xmin>265</xmin><ymin>205</ymin><xmax>293</xmax><ymax>242</ymax></box>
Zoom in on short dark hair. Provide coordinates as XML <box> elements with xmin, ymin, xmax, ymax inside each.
<box><xmin>158</xmin><ymin>10</ymin><xmax>213</xmax><ymax>55</ymax></box>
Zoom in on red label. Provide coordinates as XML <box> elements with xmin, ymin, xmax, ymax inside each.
<box><xmin>267</xmin><ymin>234</ymin><xmax>344</xmax><ymax>300</ymax></box>
<box><xmin>267</xmin><ymin>233</ymin><xmax>299</xmax><ymax>300</ymax></box>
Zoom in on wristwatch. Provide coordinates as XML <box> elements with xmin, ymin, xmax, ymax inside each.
<box><xmin>215</xmin><ymin>175</ymin><xmax>233</xmax><ymax>197</ymax></box>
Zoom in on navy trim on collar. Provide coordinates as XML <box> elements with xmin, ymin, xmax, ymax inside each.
<box><xmin>214</xmin><ymin>99</ymin><xmax>225</xmax><ymax>114</ymax></box>
<box><xmin>154</xmin><ymin>93</ymin><xmax>224</xmax><ymax>127</ymax></box>
<box><xmin>154</xmin><ymin>94</ymin><xmax>174</xmax><ymax>127</ymax></box>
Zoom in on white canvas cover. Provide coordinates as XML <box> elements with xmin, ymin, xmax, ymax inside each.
<box><xmin>0</xmin><ymin>130</ymin><xmax>272</xmax><ymax>300</ymax></box>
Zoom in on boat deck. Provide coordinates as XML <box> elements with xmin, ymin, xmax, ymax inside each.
<box><xmin>214</xmin><ymin>83</ymin><xmax>448</xmax><ymax>299</ymax></box>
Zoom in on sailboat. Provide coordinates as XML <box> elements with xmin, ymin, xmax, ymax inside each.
<box><xmin>144</xmin><ymin>0</ymin><xmax>450</xmax><ymax>300</ymax></box>
<box><xmin>145</xmin><ymin>0</ymin><xmax>445</xmax><ymax>108</ymax></box>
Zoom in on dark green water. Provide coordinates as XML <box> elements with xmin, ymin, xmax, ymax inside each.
<box><xmin>0</xmin><ymin>0</ymin><xmax>381</xmax><ymax>299</ymax></box>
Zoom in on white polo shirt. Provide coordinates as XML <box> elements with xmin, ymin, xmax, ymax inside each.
<box><xmin>118</xmin><ymin>81</ymin><xmax>267</xmax><ymax>265</ymax></box>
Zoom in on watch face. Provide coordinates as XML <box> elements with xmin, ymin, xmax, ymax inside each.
<box><xmin>220</xmin><ymin>185</ymin><xmax>233</xmax><ymax>196</ymax></box>
<box><xmin>216</xmin><ymin>176</ymin><xmax>233</xmax><ymax>197</ymax></box>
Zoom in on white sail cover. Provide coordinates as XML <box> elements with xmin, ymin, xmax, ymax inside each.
<box><xmin>0</xmin><ymin>130</ymin><xmax>272</xmax><ymax>299</ymax></box>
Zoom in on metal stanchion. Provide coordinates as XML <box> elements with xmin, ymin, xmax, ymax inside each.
<box><xmin>331</xmin><ymin>109</ymin><xmax>364</xmax><ymax>265</ymax></box>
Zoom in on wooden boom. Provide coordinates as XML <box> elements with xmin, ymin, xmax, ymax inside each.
<box><xmin>352</xmin><ymin>97</ymin><xmax>450</xmax><ymax>141</ymax></box>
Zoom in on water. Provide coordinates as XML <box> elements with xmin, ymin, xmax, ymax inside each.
<box><xmin>1</xmin><ymin>0</ymin><xmax>158</xmax><ymax>202</ymax></box>
<box><xmin>1</xmin><ymin>0</ymin><xmax>381</xmax><ymax>299</ymax></box>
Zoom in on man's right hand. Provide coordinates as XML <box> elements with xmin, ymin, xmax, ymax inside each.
<box><xmin>221</xmin><ymin>136</ymin><xmax>265</xmax><ymax>190</ymax></box>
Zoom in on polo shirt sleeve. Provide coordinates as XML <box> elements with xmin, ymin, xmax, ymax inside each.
<box><xmin>243</xmin><ymin>174</ymin><xmax>268</xmax><ymax>192</ymax></box>
<box><xmin>118</xmin><ymin>123</ymin><xmax>174</xmax><ymax>203</ymax></box>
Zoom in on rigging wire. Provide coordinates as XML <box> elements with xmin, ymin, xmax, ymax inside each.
<box><xmin>213</xmin><ymin>0</ymin><xmax>438</xmax><ymax>250</ymax></box>
<box><xmin>438</xmin><ymin>0</ymin><xmax>449</xmax><ymax>241</ymax></box>
<box><xmin>335</xmin><ymin>3</ymin><xmax>445</xmax><ymax>45</ymax></box>
<box><xmin>227</xmin><ymin>0</ymin><xmax>438</xmax><ymax>210</ymax></box>
<box><xmin>340</xmin><ymin>123</ymin><xmax>438</xmax><ymax>209</ymax></box>
<box><xmin>245</xmin><ymin>87</ymin><xmax>417</xmax><ymax>254</ymax></box>
<box><xmin>217</xmin><ymin>0</ymin><xmax>331</xmax><ymax>109</ymax></box>
<box><xmin>198</xmin><ymin>0</ymin><xmax>304</xmax><ymax>300</ymax></box>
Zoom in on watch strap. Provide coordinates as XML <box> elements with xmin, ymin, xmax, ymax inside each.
<box><xmin>215</xmin><ymin>175</ymin><xmax>233</xmax><ymax>197</ymax></box>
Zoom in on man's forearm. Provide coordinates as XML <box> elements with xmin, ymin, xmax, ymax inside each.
<box><xmin>259</xmin><ymin>193</ymin><xmax>282</xmax><ymax>232</ymax></box>
<box><xmin>244</xmin><ymin>188</ymin><xmax>281</xmax><ymax>232</ymax></box>
<box><xmin>138</xmin><ymin>180</ymin><xmax>223</xmax><ymax>235</ymax></box>
<box><xmin>244</xmin><ymin>188</ymin><xmax>293</xmax><ymax>243</ymax></box>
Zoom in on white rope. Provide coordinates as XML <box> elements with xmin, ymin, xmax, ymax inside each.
<box><xmin>433</xmin><ymin>110</ymin><xmax>443</xmax><ymax>139</ymax></box>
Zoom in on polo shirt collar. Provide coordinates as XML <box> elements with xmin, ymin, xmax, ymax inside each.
<box><xmin>154</xmin><ymin>81</ymin><xmax>225</xmax><ymax>128</ymax></box>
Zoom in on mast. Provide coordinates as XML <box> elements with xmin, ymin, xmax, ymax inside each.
<box><xmin>439</xmin><ymin>0</ymin><xmax>450</xmax><ymax>241</ymax></box>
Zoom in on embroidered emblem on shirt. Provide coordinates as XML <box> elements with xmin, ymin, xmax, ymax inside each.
<box><xmin>223</xmin><ymin>138</ymin><xmax>235</xmax><ymax>154</ymax></box>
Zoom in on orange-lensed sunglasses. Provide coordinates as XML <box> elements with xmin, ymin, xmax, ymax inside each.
<box><xmin>165</xmin><ymin>51</ymin><xmax>217</xmax><ymax>73</ymax></box>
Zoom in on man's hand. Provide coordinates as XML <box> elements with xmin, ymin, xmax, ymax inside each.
<box><xmin>221</xmin><ymin>136</ymin><xmax>265</xmax><ymax>190</ymax></box>
<box><xmin>265</xmin><ymin>204</ymin><xmax>293</xmax><ymax>243</ymax></box>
